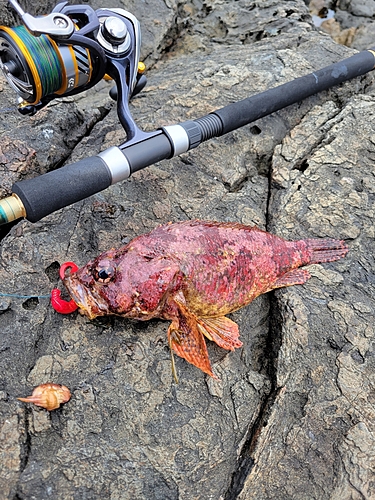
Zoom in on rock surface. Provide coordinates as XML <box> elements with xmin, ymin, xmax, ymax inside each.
<box><xmin>0</xmin><ymin>0</ymin><xmax>374</xmax><ymax>499</ymax></box>
<box><xmin>309</xmin><ymin>0</ymin><xmax>375</xmax><ymax>49</ymax></box>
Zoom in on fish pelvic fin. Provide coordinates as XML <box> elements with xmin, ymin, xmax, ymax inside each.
<box><xmin>197</xmin><ymin>316</ymin><xmax>243</xmax><ymax>351</ymax></box>
<box><xmin>167</xmin><ymin>299</ymin><xmax>217</xmax><ymax>380</ymax></box>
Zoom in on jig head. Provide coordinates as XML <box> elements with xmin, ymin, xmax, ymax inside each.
<box><xmin>51</xmin><ymin>261</ymin><xmax>79</xmax><ymax>314</ymax></box>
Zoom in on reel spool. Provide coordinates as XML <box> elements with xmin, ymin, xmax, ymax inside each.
<box><xmin>0</xmin><ymin>1</ymin><xmax>111</xmax><ymax>114</ymax></box>
<box><xmin>0</xmin><ymin>0</ymin><xmax>147</xmax><ymax>140</ymax></box>
<box><xmin>0</xmin><ymin>25</ymin><xmax>92</xmax><ymax>105</ymax></box>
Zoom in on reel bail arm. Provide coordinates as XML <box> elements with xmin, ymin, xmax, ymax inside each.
<box><xmin>8</xmin><ymin>0</ymin><xmax>74</xmax><ymax>38</ymax></box>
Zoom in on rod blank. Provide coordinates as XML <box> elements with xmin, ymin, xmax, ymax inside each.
<box><xmin>206</xmin><ymin>48</ymin><xmax>375</xmax><ymax>137</ymax></box>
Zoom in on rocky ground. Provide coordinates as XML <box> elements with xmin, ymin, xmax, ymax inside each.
<box><xmin>309</xmin><ymin>0</ymin><xmax>375</xmax><ymax>48</ymax></box>
<box><xmin>0</xmin><ymin>0</ymin><xmax>374</xmax><ymax>499</ymax></box>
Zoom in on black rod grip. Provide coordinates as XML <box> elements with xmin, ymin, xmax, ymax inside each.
<box><xmin>213</xmin><ymin>49</ymin><xmax>375</xmax><ymax>135</ymax></box>
<box><xmin>12</xmin><ymin>156</ymin><xmax>112</xmax><ymax>222</ymax></box>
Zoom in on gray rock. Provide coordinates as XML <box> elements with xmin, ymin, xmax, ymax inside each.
<box><xmin>337</xmin><ymin>0</ymin><xmax>375</xmax><ymax>18</ymax></box>
<box><xmin>240</xmin><ymin>92</ymin><xmax>375</xmax><ymax>500</ymax></box>
<box><xmin>0</xmin><ymin>0</ymin><xmax>374</xmax><ymax>499</ymax></box>
<box><xmin>350</xmin><ymin>22</ymin><xmax>375</xmax><ymax>51</ymax></box>
<box><xmin>330</xmin><ymin>4</ymin><xmax>375</xmax><ymax>51</ymax></box>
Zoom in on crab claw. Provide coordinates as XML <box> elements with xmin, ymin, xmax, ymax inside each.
<box><xmin>51</xmin><ymin>289</ymin><xmax>78</xmax><ymax>314</ymax></box>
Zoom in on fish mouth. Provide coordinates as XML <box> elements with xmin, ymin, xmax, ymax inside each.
<box><xmin>63</xmin><ymin>276</ymin><xmax>110</xmax><ymax>320</ymax></box>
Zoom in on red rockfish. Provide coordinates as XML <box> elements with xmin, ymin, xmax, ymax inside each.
<box><xmin>62</xmin><ymin>220</ymin><xmax>349</xmax><ymax>379</ymax></box>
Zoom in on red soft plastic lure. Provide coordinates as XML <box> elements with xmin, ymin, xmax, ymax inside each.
<box><xmin>51</xmin><ymin>262</ymin><xmax>79</xmax><ymax>314</ymax></box>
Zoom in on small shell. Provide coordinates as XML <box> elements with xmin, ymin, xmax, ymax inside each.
<box><xmin>18</xmin><ymin>383</ymin><xmax>71</xmax><ymax>411</ymax></box>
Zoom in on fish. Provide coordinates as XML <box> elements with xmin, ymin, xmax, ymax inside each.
<box><xmin>62</xmin><ymin>220</ymin><xmax>349</xmax><ymax>380</ymax></box>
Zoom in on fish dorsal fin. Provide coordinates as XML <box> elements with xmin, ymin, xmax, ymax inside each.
<box><xmin>167</xmin><ymin>296</ymin><xmax>217</xmax><ymax>379</ymax></box>
<box><xmin>197</xmin><ymin>316</ymin><xmax>243</xmax><ymax>351</ymax></box>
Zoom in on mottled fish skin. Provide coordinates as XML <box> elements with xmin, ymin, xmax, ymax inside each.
<box><xmin>63</xmin><ymin>220</ymin><xmax>349</xmax><ymax>378</ymax></box>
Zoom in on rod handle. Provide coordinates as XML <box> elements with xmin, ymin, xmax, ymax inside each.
<box><xmin>0</xmin><ymin>133</ymin><xmax>175</xmax><ymax>226</ymax></box>
<box><xmin>9</xmin><ymin>156</ymin><xmax>112</xmax><ymax>224</ymax></box>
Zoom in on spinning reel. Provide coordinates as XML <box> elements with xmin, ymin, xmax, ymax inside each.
<box><xmin>0</xmin><ymin>0</ymin><xmax>147</xmax><ymax>140</ymax></box>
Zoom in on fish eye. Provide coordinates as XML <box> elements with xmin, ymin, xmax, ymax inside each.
<box><xmin>94</xmin><ymin>266</ymin><xmax>116</xmax><ymax>283</ymax></box>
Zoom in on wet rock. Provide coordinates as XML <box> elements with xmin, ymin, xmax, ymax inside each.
<box><xmin>0</xmin><ymin>0</ymin><xmax>374</xmax><ymax>499</ymax></box>
<box><xmin>0</xmin><ymin>79</ymin><xmax>113</xmax><ymax>198</ymax></box>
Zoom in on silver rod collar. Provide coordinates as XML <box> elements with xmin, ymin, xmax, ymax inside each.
<box><xmin>162</xmin><ymin>125</ymin><xmax>190</xmax><ymax>156</ymax></box>
<box><xmin>98</xmin><ymin>146</ymin><xmax>131</xmax><ymax>184</ymax></box>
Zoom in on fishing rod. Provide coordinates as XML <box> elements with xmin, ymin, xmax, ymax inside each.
<box><xmin>0</xmin><ymin>0</ymin><xmax>374</xmax><ymax>226</ymax></box>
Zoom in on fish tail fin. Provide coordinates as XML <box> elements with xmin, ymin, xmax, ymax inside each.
<box><xmin>305</xmin><ymin>238</ymin><xmax>349</xmax><ymax>264</ymax></box>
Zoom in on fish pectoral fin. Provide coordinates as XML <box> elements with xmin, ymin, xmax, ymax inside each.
<box><xmin>197</xmin><ymin>316</ymin><xmax>243</xmax><ymax>351</ymax></box>
<box><xmin>167</xmin><ymin>311</ymin><xmax>217</xmax><ymax>379</ymax></box>
<box><xmin>272</xmin><ymin>268</ymin><xmax>311</xmax><ymax>289</ymax></box>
